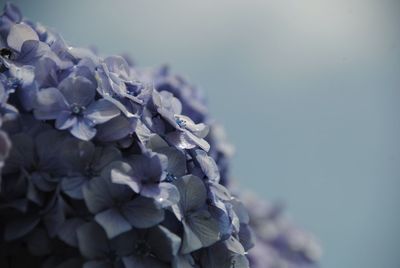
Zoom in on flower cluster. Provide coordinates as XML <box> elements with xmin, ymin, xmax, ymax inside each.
<box><xmin>239</xmin><ymin>193</ymin><xmax>321</xmax><ymax>268</ymax></box>
<box><xmin>0</xmin><ymin>3</ymin><xmax>253</xmax><ymax>267</ymax></box>
<box><xmin>0</xmin><ymin>3</ymin><xmax>320</xmax><ymax>268</ymax></box>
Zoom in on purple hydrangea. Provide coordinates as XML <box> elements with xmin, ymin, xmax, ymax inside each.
<box><xmin>0</xmin><ymin>3</ymin><xmax>320</xmax><ymax>268</ymax></box>
<box><xmin>241</xmin><ymin>193</ymin><xmax>321</xmax><ymax>268</ymax></box>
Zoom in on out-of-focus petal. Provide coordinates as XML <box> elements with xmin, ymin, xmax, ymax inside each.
<box><xmin>7</xmin><ymin>23</ymin><xmax>38</xmax><ymax>52</ymax></box>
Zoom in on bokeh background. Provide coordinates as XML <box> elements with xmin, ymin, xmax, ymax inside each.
<box><xmin>3</xmin><ymin>0</ymin><xmax>400</xmax><ymax>267</ymax></box>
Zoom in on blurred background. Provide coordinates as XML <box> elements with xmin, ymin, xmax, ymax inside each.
<box><xmin>3</xmin><ymin>0</ymin><xmax>400</xmax><ymax>267</ymax></box>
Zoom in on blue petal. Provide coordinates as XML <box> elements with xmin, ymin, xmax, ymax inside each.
<box><xmin>61</xmin><ymin>176</ymin><xmax>86</xmax><ymax>199</ymax></box>
<box><xmin>7</xmin><ymin>23</ymin><xmax>39</xmax><ymax>52</ymax></box>
<box><xmin>18</xmin><ymin>40</ymin><xmax>48</xmax><ymax>65</ymax></box>
<box><xmin>104</xmin><ymin>56</ymin><xmax>130</xmax><ymax>78</ymax></box>
<box><xmin>209</xmin><ymin>182</ymin><xmax>232</xmax><ymax>201</ymax></box>
<box><xmin>154</xmin><ymin>147</ymin><xmax>186</xmax><ymax>178</ymax></box>
<box><xmin>70</xmin><ymin>118</ymin><xmax>96</xmax><ymax>141</ymax></box>
<box><xmin>35</xmin><ymin>129</ymin><xmax>67</xmax><ymax>173</ymax></box>
<box><xmin>83</xmin><ymin>176</ymin><xmax>114</xmax><ymax>214</ymax></box>
<box><xmin>147</xmin><ymin>225</ymin><xmax>181</xmax><ymax>261</ymax></box>
<box><xmin>33</xmin><ymin>87</ymin><xmax>68</xmax><ymax>120</ymax></box>
<box><xmin>95</xmin><ymin>208</ymin><xmax>132</xmax><ymax>239</ymax></box>
<box><xmin>59</xmin><ymin>138</ymin><xmax>95</xmax><ymax>172</ymax></box>
<box><xmin>59</xmin><ymin>76</ymin><xmax>96</xmax><ymax>107</ymax></box>
<box><xmin>8</xmin><ymin>62</ymin><xmax>35</xmax><ymax>87</ymax></box>
<box><xmin>109</xmin><ymin>160</ymin><xmax>141</xmax><ymax>193</ymax></box>
<box><xmin>58</xmin><ymin>218</ymin><xmax>86</xmax><ymax>247</ymax></box>
<box><xmin>121</xmin><ymin>196</ymin><xmax>164</xmax><ymax>228</ymax></box>
<box><xmin>238</xmin><ymin>224</ymin><xmax>255</xmax><ymax>252</ymax></box>
<box><xmin>183</xmin><ymin>130</ymin><xmax>210</xmax><ymax>152</ymax></box>
<box><xmin>186</xmin><ymin>210</ymin><xmax>221</xmax><ymax>248</ymax></box>
<box><xmin>175</xmin><ymin>175</ymin><xmax>207</xmax><ymax>212</ymax></box>
<box><xmin>84</xmin><ymin>99</ymin><xmax>120</xmax><ymax>125</ymax></box>
<box><xmin>195</xmin><ymin>149</ymin><xmax>220</xmax><ymax>183</ymax></box>
<box><xmin>77</xmin><ymin>222</ymin><xmax>109</xmax><ymax>259</ymax></box>
<box><xmin>146</xmin><ymin>134</ymin><xmax>169</xmax><ymax>150</ymax></box>
<box><xmin>42</xmin><ymin>197</ymin><xmax>65</xmax><ymax>237</ymax></box>
<box><xmin>224</xmin><ymin>236</ymin><xmax>246</xmax><ymax>255</ymax></box>
<box><xmin>55</xmin><ymin>111</ymin><xmax>76</xmax><ymax>129</ymax></box>
<box><xmin>95</xmin><ymin>115</ymin><xmax>137</xmax><ymax>142</ymax></box>
<box><xmin>102</xmin><ymin>95</ymin><xmax>139</xmax><ymax>118</ymax></box>
<box><xmin>142</xmin><ymin>182</ymin><xmax>180</xmax><ymax>208</ymax></box>
<box><xmin>181</xmin><ymin>221</ymin><xmax>202</xmax><ymax>254</ymax></box>
<box><xmin>166</xmin><ymin>131</ymin><xmax>196</xmax><ymax>150</ymax></box>
<box><xmin>91</xmin><ymin>146</ymin><xmax>122</xmax><ymax>173</ymax></box>
<box><xmin>3</xmin><ymin>3</ymin><xmax>22</xmax><ymax>23</ymax></box>
<box><xmin>230</xmin><ymin>199</ymin><xmax>250</xmax><ymax>224</ymax></box>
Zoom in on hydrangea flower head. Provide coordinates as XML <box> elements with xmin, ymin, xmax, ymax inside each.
<box><xmin>0</xmin><ymin>3</ymin><xmax>320</xmax><ymax>268</ymax></box>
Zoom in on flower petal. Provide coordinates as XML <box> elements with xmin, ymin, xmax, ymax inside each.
<box><xmin>96</xmin><ymin>115</ymin><xmax>137</xmax><ymax>142</ymax></box>
<box><xmin>154</xmin><ymin>147</ymin><xmax>186</xmax><ymax>178</ymax></box>
<box><xmin>95</xmin><ymin>208</ymin><xmax>132</xmax><ymax>239</ymax></box>
<box><xmin>84</xmin><ymin>98</ymin><xmax>120</xmax><ymax>125</ymax></box>
<box><xmin>110</xmin><ymin>160</ymin><xmax>140</xmax><ymax>193</ymax></box>
<box><xmin>121</xmin><ymin>196</ymin><xmax>164</xmax><ymax>229</ymax></box>
<box><xmin>33</xmin><ymin>87</ymin><xmax>68</xmax><ymax>120</ymax></box>
<box><xmin>186</xmin><ymin>210</ymin><xmax>221</xmax><ymax>248</ymax></box>
<box><xmin>61</xmin><ymin>176</ymin><xmax>86</xmax><ymax>199</ymax></box>
<box><xmin>181</xmin><ymin>221</ymin><xmax>202</xmax><ymax>254</ymax></box>
<box><xmin>195</xmin><ymin>149</ymin><xmax>220</xmax><ymax>183</ymax></box>
<box><xmin>148</xmin><ymin>225</ymin><xmax>181</xmax><ymax>262</ymax></box>
<box><xmin>141</xmin><ymin>182</ymin><xmax>180</xmax><ymax>208</ymax></box>
<box><xmin>59</xmin><ymin>76</ymin><xmax>96</xmax><ymax>107</ymax></box>
<box><xmin>55</xmin><ymin>111</ymin><xmax>76</xmax><ymax>130</ymax></box>
<box><xmin>58</xmin><ymin>218</ymin><xmax>86</xmax><ymax>247</ymax></box>
<box><xmin>70</xmin><ymin>118</ymin><xmax>96</xmax><ymax>141</ymax></box>
<box><xmin>82</xmin><ymin>176</ymin><xmax>114</xmax><ymax>214</ymax></box>
<box><xmin>7</xmin><ymin>23</ymin><xmax>39</xmax><ymax>52</ymax></box>
<box><xmin>77</xmin><ymin>222</ymin><xmax>109</xmax><ymax>259</ymax></box>
<box><xmin>174</xmin><ymin>175</ymin><xmax>207</xmax><ymax>212</ymax></box>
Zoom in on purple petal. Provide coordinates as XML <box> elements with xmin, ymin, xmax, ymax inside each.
<box><xmin>95</xmin><ymin>208</ymin><xmax>132</xmax><ymax>239</ymax></box>
<box><xmin>195</xmin><ymin>149</ymin><xmax>220</xmax><ymax>183</ymax></box>
<box><xmin>7</xmin><ymin>23</ymin><xmax>39</xmax><ymax>52</ymax></box>
<box><xmin>121</xmin><ymin>196</ymin><xmax>164</xmax><ymax>228</ymax></box>
<box><xmin>70</xmin><ymin>118</ymin><xmax>96</xmax><ymax>141</ymax></box>
<box><xmin>59</xmin><ymin>76</ymin><xmax>96</xmax><ymax>107</ymax></box>
<box><xmin>55</xmin><ymin>110</ymin><xmax>76</xmax><ymax>129</ymax></box>
<box><xmin>61</xmin><ymin>176</ymin><xmax>86</xmax><ymax>199</ymax></box>
<box><xmin>104</xmin><ymin>56</ymin><xmax>130</xmax><ymax>78</ymax></box>
<box><xmin>96</xmin><ymin>115</ymin><xmax>137</xmax><ymax>142</ymax></box>
<box><xmin>77</xmin><ymin>222</ymin><xmax>109</xmax><ymax>259</ymax></box>
<box><xmin>84</xmin><ymin>99</ymin><xmax>120</xmax><ymax>125</ymax></box>
<box><xmin>141</xmin><ymin>182</ymin><xmax>180</xmax><ymax>207</ymax></box>
<box><xmin>110</xmin><ymin>161</ymin><xmax>141</xmax><ymax>193</ymax></box>
<box><xmin>33</xmin><ymin>87</ymin><xmax>68</xmax><ymax>120</ymax></box>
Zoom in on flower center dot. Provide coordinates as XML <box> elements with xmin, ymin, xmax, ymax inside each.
<box><xmin>175</xmin><ymin>117</ymin><xmax>186</xmax><ymax>128</ymax></box>
<box><xmin>165</xmin><ymin>173</ymin><xmax>177</xmax><ymax>182</ymax></box>
<box><xmin>71</xmin><ymin>104</ymin><xmax>84</xmax><ymax>115</ymax></box>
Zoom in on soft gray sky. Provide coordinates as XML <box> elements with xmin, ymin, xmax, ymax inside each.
<box><xmin>4</xmin><ymin>0</ymin><xmax>400</xmax><ymax>267</ymax></box>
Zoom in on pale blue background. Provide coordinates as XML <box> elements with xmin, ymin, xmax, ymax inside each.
<box><xmin>3</xmin><ymin>0</ymin><xmax>400</xmax><ymax>267</ymax></box>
